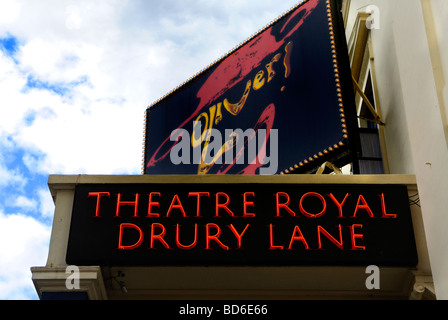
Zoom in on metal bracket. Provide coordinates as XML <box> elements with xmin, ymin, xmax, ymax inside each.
<box><xmin>409</xmin><ymin>273</ymin><xmax>436</xmax><ymax>300</ymax></box>
<box><xmin>352</xmin><ymin>74</ymin><xmax>385</xmax><ymax>126</ymax></box>
<box><xmin>315</xmin><ymin>161</ymin><xmax>343</xmax><ymax>175</ymax></box>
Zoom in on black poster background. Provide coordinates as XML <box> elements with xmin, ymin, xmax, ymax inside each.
<box><xmin>66</xmin><ymin>183</ymin><xmax>418</xmax><ymax>267</ymax></box>
<box><xmin>143</xmin><ymin>0</ymin><xmax>358</xmax><ymax>175</ymax></box>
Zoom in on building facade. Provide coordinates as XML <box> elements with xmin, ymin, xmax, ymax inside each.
<box><xmin>343</xmin><ymin>0</ymin><xmax>448</xmax><ymax>299</ymax></box>
<box><xmin>31</xmin><ymin>0</ymin><xmax>447</xmax><ymax>300</ymax></box>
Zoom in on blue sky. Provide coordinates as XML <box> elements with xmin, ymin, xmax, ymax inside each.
<box><xmin>0</xmin><ymin>0</ymin><xmax>302</xmax><ymax>299</ymax></box>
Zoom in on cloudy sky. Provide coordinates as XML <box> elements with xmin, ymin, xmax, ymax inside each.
<box><xmin>0</xmin><ymin>0</ymin><xmax>304</xmax><ymax>300</ymax></box>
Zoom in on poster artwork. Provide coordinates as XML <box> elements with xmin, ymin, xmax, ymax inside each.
<box><xmin>144</xmin><ymin>0</ymin><xmax>357</xmax><ymax>175</ymax></box>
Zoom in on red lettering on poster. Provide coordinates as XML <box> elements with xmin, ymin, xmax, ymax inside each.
<box><xmin>117</xmin><ymin>223</ymin><xmax>144</xmax><ymax>250</ymax></box>
<box><xmin>352</xmin><ymin>194</ymin><xmax>375</xmax><ymax>218</ymax></box>
<box><xmin>228</xmin><ymin>224</ymin><xmax>250</xmax><ymax>249</ymax></box>
<box><xmin>147</xmin><ymin>192</ymin><xmax>161</xmax><ymax>217</ymax></box>
<box><xmin>166</xmin><ymin>194</ymin><xmax>187</xmax><ymax>217</ymax></box>
<box><xmin>350</xmin><ymin>224</ymin><xmax>365</xmax><ymax>250</ymax></box>
<box><xmin>288</xmin><ymin>225</ymin><xmax>310</xmax><ymax>250</ymax></box>
<box><xmin>175</xmin><ymin>224</ymin><xmax>198</xmax><ymax>250</ymax></box>
<box><xmin>328</xmin><ymin>193</ymin><xmax>350</xmax><ymax>218</ymax></box>
<box><xmin>205</xmin><ymin>223</ymin><xmax>229</xmax><ymax>250</ymax></box>
<box><xmin>299</xmin><ymin>192</ymin><xmax>327</xmax><ymax>218</ymax></box>
<box><xmin>317</xmin><ymin>225</ymin><xmax>343</xmax><ymax>250</ymax></box>
<box><xmin>150</xmin><ymin>223</ymin><xmax>170</xmax><ymax>249</ymax></box>
<box><xmin>380</xmin><ymin>193</ymin><xmax>397</xmax><ymax>218</ymax></box>
<box><xmin>243</xmin><ymin>192</ymin><xmax>256</xmax><ymax>217</ymax></box>
<box><xmin>275</xmin><ymin>192</ymin><xmax>296</xmax><ymax>217</ymax></box>
<box><xmin>215</xmin><ymin>192</ymin><xmax>235</xmax><ymax>217</ymax></box>
<box><xmin>115</xmin><ymin>193</ymin><xmax>139</xmax><ymax>218</ymax></box>
<box><xmin>188</xmin><ymin>192</ymin><xmax>210</xmax><ymax>217</ymax></box>
<box><xmin>88</xmin><ymin>192</ymin><xmax>110</xmax><ymax>218</ymax></box>
<box><xmin>268</xmin><ymin>224</ymin><xmax>284</xmax><ymax>250</ymax></box>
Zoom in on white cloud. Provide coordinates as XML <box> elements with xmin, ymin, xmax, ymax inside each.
<box><xmin>0</xmin><ymin>0</ymin><xmax>21</xmax><ymax>25</ymax></box>
<box><xmin>12</xmin><ymin>195</ymin><xmax>36</xmax><ymax>211</ymax></box>
<box><xmin>37</xmin><ymin>188</ymin><xmax>54</xmax><ymax>219</ymax></box>
<box><xmin>15</xmin><ymin>96</ymin><xmax>143</xmax><ymax>174</ymax></box>
<box><xmin>65</xmin><ymin>5</ymin><xmax>83</xmax><ymax>30</ymax></box>
<box><xmin>0</xmin><ymin>51</ymin><xmax>28</xmax><ymax>136</ymax></box>
<box><xmin>0</xmin><ymin>163</ymin><xmax>26</xmax><ymax>189</ymax></box>
<box><xmin>18</xmin><ymin>38</ymin><xmax>103</xmax><ymax>86</ymax></box>
<box><xmin>0</xmin><ymin>211</ymin><xmax>50</xmax><ymax>300</ymax></box>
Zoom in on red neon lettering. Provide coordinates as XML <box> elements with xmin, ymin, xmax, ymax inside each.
<box><xmin>317</xmin><ymin>225</ymin><xmax>343</xmax><ymax>250</ymax></box>
<box><xmin>117</xmin><ymin>223</ymin><xmax>144</xmax><ymax>250</ymax></box>
<box><xmin>353</xmin><ymin>194</ymin><xmax>375</xmax><ymax>218</ymax></box>
<box><xmin>150</xmin><ymin>223</ymin><xmax>170</xmax><ymax>249</ymax></box>
<box><xmin>228</xmin><ymin>224</ymin><xmax>250</xmax><ymax>249</ymax></box>
<box><xmin>166</xmin><ymin>194</ymin><xmax>187</xmax><ymax>217</ymax></box>
<box><xmin>288</xmin><ymin>225</ymin><xmax>310</xmax><ymax>250</ymax></box>
<box><xmin>268</xmin><ymin>224</ymin><xmax>284</xmax><ymax>250</ymax></box>
<box><xmin>88</xmin><ymin>192</ymin><xmax>110</xmax><ymax>217</ymax></box>
<box><xmin>328</xmin><ymin>193</ymin><xmax>350</xmax><ymax>218</ymax></box>
<box><xmin>275</xmin><ymin>192</ymin><xmax>296</xmax><ymax>217</ymax></box>
<box><xmin>380</xmin><ymin>193</ymin><xmax>397</xmax><ymax>218</ymax></box>
<box><xmin>188</xmin><ymin>192</ymin><xmax>210</xmax><ymax>217</ymax></box>
<box><xmin>147</xmin><ymin>192</ymin><xmax>161</xmax><ymax>217</ymax></box>
<box><xmin>175</xmin><ymin>224</ymin><xmax>198</xmax><ymax>250</ymax></box>
<box><xmin>215</xmin><ymin>192</ymin><xmax>235</xmax><ymax>217</ymax></box>
<box><xmin>299</xmin><ymin>192</ymin><xmax>326</xmax><ymax>218</ymax></box>
<box><xmin>205</xmin><ymin>223</ymin><xmax>229</xmax><ymax>250</ymax></box>
<box><xmin>350</xmin><ymin>224</ymin><xmax>365</xmax><ymax>250</ymax></box>
<box><xmin>115</xmin><ymin>193</ymin><xmax>140</xmax><ymax>217</ymax></box>
<box><xmin>243</xmin><ymin>192</ymin><xmax>256</xmax><ymax>217</ymax></box>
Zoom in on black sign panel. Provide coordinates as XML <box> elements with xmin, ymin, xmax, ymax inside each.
<box><xmin>143</xmin><ymin>0</ymin><xmax>358</xmax><ymax>175</ymax></box>
<box><xmin>66</xmin><ymin>182</ymin><xmax>417</xmax><ymax>267</ymax></box>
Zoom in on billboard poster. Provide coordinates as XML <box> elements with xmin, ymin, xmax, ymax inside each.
<box><xmin>143</xmin><ymin>0</ymin><xmax>357</xmax><ymax>175</ymax></box>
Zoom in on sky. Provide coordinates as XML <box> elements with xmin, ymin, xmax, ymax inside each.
<box><xmin>0</xmin><ymin>0</ymin><xmax>304</xmax><ymax>300</ymax></box>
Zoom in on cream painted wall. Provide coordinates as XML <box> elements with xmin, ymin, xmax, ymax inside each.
<box><xmin>347</xmin><ymin>0</ymin><xmax>448</xmax><ymax>299</ymax></box>
<box><xmin>429</xmin><ymin>0</ymin><xmax>448</xmax><ymax>134</ymax></box>
<box><xmin>367</xmin><ymin>0</ymin><xmax>415</xmax><ymax>174</ymax></box>
<box><xmin>345</xmin><ymin>0</ymin><xmax>416</xmax><ymax>174</ymax></box>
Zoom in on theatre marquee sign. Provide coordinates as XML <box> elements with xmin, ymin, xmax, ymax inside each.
<box><xmin>66</xmin><ymin>181</ymin><xmax>418</xmax><ymax>267</ymax></box>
